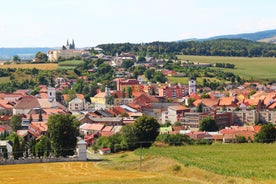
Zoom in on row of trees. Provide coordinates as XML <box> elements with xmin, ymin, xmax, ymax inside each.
<box><xmin>10</xmin><ymin>114</ymin><xmax>80</xmax><ymax>159</ymax></box>
<box><xmin>97</xmin><ymin>39</ymin><xmax>276</xmax><ymax>58</ymax></box>
<box><xmin>92</xmin><ymin>116</ymin><xmax>160</xmax><ymax>152</ymax></box>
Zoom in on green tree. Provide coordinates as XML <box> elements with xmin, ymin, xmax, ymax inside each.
<box><xmin>120</xmin><ymin>124</ymin><xmax>139</xmax><ymax>150</ymax></box>
<box><xmin>12</xmin><ymin>135</ymin><xmax>21</xmax><ymax>159</ymax></box>
<box><xmin>134</xmin><ymin>116</ymin><xmax>160</xmax><ymax>147</ymax></box>
<box><xmin>121</xmin><ymin>60</ymin><xmax>134</xmax><ymax>69</ymax></box>
<box><xmin>127</xmin><ymin>87</ymin><xmax>132</xmax><ymax>98</ymax></box>
<box><xmin>196</xmin><ymin>102</ymin><xmax>204</xmax><ymax>112</ymax></box>
<box><xmin>152</xmin><ymin>71</ymin><xmax>167</xmax><ymax>83</ymax></box>
<box><xmin>35</xmin><ymin>136</ymin><xmax>51</xmax><ymax>158</ymax></box>
<box><xmin>38</xmin><ymin>109</ymin><xmax>43</xmax><ymax>122</ymax></box>
<box><xmin>199</xmin><ymin>116</ymin><xmax>218</xmax><ymax>132</ymax></box>
<box><xmin>29</xmin><ymin>138</ymin><xmax>36</xmax><ymax>157</ymax></box>
<box><xmin>48</xmin><ymin>114</ymin><xmax>80</xmax><ymax>157</ymax></box>
<box><xmin>35</xmin><ymin>51</ymin><xmax>48</xmax><ymax>62</ymax></box>
<box><xmin>12</xmin><ymin>55</ymin><xmax>21</xmax><ymax>63</ymax></box>
<box><xmin>255</xmin><ymin>123</ymin><xmax>276</xmax><ymax>143</ymax></box>
<box><xmin>10</xmin><ymin>115</ymin><xmax>22</xmax><ymax>132</ymax></box>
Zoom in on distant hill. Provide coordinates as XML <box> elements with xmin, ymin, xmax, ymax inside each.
<box><xmin>179</xmin><ymin>29</ymin><xmax>276</xmax><ymax>43</ymax></box>
<box><xmin>0</xmin><ymin>47</ymin><xmax>57</xmax><ymax>60</ymax></box>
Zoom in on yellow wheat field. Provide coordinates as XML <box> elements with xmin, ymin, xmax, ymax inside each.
<box><xmin>0</xmin><ymin>63</ymin><xmax>58</xmax><ymax>70</ymax></box>
<box><xmin>0</xmin><ymin>162</ymin><xmax>158</xmax><ymax>184</ymax></box>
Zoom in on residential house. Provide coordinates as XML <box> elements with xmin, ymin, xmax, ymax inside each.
<box><xmin>186</xmin><ymin>131</ymin><xmax>213</xmax><ymax>141</ymax></box>
<box><xmin>68</xmin><ymin>98</ymin><xmax>86</xmax><ymax>112</ymax></box>
<box><xmin>79</xmin><ymin>123</ymin><xmax>104</xmax><ymax>135</ymax></box>
<box><xmin>115</xmin><ymin>78</ymin><xmax>140</xmax><ymax>93</ymax></box>
<box><xmin>158</xmin><ymin>84</ymin><xmax>188</xmax><ymax>99</ymax></box>
<box><xmin>179</xmin><ymin>112</ymin><xmax>209</xmax><ymax>129</ymax></box>
<box><xmin>27</xmin><ymin>122</ymin><xmax>48</xmax><ymax>140</ymax></box>
<box><xmin>13</xmin><ymin>96</ymin><xmax>41</xmax><ymax>115</ymax></box>
<box><xmin>161</xmin><ymin>105</ymin><xmax>190</xmax><ymax>124</ymax></box>
<box><xmin>0</xmin><ymin>140</ymin><xmax>12</xmax><ymax>158</ymax></box>
<box><xmin>0</xmin><ymin>100</ymin><xmax>14</xmax><ymax>114</ymax></box>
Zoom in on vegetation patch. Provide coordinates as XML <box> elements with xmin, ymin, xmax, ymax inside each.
<box><xmin>0</xmin><ymin>63</ymin><xmax>58</xmax><ymax>70</ymax></box>
<box><xmin>141</xmin><ymin>143</ymin><xmax>276</xmax><ymax>180</ymax></box>
<box><xmin>178</xmin><ymin>55</ymin><xmax>276</xmax><ymax>81</ymax></box>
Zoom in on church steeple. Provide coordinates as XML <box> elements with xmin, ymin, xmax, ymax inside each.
<box><xmin>71</xmin><ymin>39</ymin><xmax>75</xmax><ymax>49</ymax></box>
<box><xmin>66</xmin><ymin>39</ymin><xmax>70</xmax><ymax>49</ymax></box>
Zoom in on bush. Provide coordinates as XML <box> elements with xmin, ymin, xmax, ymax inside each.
<box><xmin>172</xmin><ymin>164</ymin><xmax>181</xmax><ymax>172</ymax></box>
<box><xmin>236</xmin><ymin>136</ymin><xmax>247</xmax><ymax>143</ymax></box>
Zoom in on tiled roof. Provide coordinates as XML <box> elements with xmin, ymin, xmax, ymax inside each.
<box><xmin>94</xmin><ymin>92</ymin><xmax>106</xmax><ymax>98</ymax></box>
<box><xmin>14</xmin><ymin>96</ymin><xmax>41</xmax><ymax>109</ymax></box>
<box><xmin>102</xmin><ymin>126</ymin><xmax>113</xmax><ymax>132</ymax></box>
<box><xmin>169</xmin><ymin>105</ymin><xmax>189</xmax><ymax>111</ymax></box>
<box><xmin>0</xmin><ymin>100</ymin><xmax>13</xmax><ymax>109</ymax></box>
<box><xmin>80</xmin><ymin>123</ymin><xmax>104</xmax><ymax>131</ymax></box>
<box><xmin>193</xmin><ymin>99</ymin><xmax>219</xmax><ymax>108</ymax></box>
<box><xmin>28</xmin><ymin>122</ymin><xmax>48</xmax><ymax>138</ymax></box>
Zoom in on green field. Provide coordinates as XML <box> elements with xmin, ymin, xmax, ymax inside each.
<box><xmin>141</xmin><ymin>143</ymin><xmax>276</xmax><ymax>181</ymax></box>
<box><xmin>177</xmin><ymin>55</ymin><xmax>276</xmax><ymax>81</ymax></box>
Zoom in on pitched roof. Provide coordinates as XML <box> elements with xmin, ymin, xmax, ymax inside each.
<box><xmin>14</xmin><ymin>96</ymin><xmax>41</xmax><ymax>109</ymax></box>
<box><xmin>80</xmin><ymin>123</ymin><xmax>104</xmax><ymax>131</ymax></box>
<box><xmin>93</xmin><ymin>92</ymin><xmax>106</xmax><ymax>98</ymax></box>
<box><xmin>0</xmin><ymin>100</ymin><xmax>13</xmax><ymax>109</ymax></box>
<box><xmin>102</xmin><ymin>126</ymin><xmax>113</xmax><ymax>132</ymax></box>
<box><xmin>193</xmin><ymin>98</ymin><xmax>219</xmax><ymax>108</ymax></box>
<box><xmin>28</xmin><ymin>122</ymin><xmax>48</xmax><ymax>138</ymax></box>
<box><xmin>169</xmin><ymin>105</ymin><xmax>189</xmax><ymax>111</ymax></box>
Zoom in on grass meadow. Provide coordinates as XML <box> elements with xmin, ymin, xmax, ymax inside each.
<box><xmin>177</xmin><ymin>55</ymin><xmax>276</xmax><ymax>81</ymax></box>
<box><xmin>141</xmin><ymin>143</ymin><xmax>276</xmax><ymax>181</ymax></box>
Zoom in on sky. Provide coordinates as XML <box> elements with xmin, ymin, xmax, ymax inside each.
<box><xmin>1</xmin><ymin>0</ymin><xmax>276</xmax><ymax>47</ymax></box>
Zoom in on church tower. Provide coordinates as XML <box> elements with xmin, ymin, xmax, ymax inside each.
<box><xmin>66</xmin><ymin>40</ymin><xmax>70</xmax><ymax>49</ymax></box>
<box><xmin>47</xmin><ymin>86</ymin><xmax>56</xmax><ymax>102</ymax></box>
<box><xmin>188</xmin><ymin>77</ymin><xmax>196</xmax><ymax>95</ymax></box>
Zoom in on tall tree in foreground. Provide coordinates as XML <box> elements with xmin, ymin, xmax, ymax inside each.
<box><xmin>255</xmin><ymin>123</ymin><xmax>276</xmax><ymax>143</ymax></box>
<box><xmin>10</xmin><ymin>115</ymin><xmax>22</xmax><ymax>132</ymax></box>
<box><xmin>48</xmin><ymin>114</ymin><xmax>80</xmax><ymax>157</ymax></box>
<box><xmin>134</xmin><ymin>115</ymin><xmax>160</xmax><ymax>147</ymax></box>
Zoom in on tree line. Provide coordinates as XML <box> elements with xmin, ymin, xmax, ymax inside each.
<box><xmin>97</xmin><ymin>39</ymin><xmax>276</xmax><ymax>58</ymax></box>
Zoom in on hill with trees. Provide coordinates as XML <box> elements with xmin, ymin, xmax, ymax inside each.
<box><xmin>97</xmin><ymin>39</ymin><xmax>276</xmax><ymax>58</ymax></box>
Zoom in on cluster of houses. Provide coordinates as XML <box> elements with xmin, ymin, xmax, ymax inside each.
<box><xmin>2</xmin><ymin>46</ymin><xmax>276</xmax><ymax>156</ymax></box>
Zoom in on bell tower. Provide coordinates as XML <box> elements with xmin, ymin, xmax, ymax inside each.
<box><xmin>188</xmin><ymin>77</ymin><xmax>196</xmax><ymax>95</ymax></box>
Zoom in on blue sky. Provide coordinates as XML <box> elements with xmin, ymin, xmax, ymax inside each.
<box><xmin>1</xmin><ymin>0</ymin><xmax>276</xmax><ymax>47</ymax></box>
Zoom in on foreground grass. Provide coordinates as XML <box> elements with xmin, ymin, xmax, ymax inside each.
<box><xmin>2</xmin><ymin>143</ymin><xmax>276</xmax><ymax>184</ymax></box>
<box><xmin>0</xmin><ymin>161</ymin><xmax>158</xmax><ymax>184</ymax></box>
<box><xmin>177</xmin><ymin>55</ymin><xmax>276</xmax><ymax>81</ymax></box>
<box><xmin>141</xmin><ymin>143</ymin><xmax>276</xmax><ymax>181</ymax></box>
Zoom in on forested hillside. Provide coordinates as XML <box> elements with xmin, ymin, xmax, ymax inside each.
<box><xmin>97</xmin><ymin>39</ymin><xmax>276</xmax><ymax>58</ymax></box>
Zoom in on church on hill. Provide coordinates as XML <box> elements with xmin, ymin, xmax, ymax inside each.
<box><xmin>47</xmin><ymin>39</ymin><xmax>89</xmax><ymax>62</ymax></box>
<box><xmin>63</xmin><ymin>39</ymin><xmax>75</xmax><ymax>50</ymax></box>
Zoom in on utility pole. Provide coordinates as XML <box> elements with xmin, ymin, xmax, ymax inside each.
<box><xmin>139</xmin><ymin>143</ymin><xmax>142</xmax><ymax>170</ymax></box>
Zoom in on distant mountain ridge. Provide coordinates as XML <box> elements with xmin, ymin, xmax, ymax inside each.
<box><xmin>0</xmin><ymin>47</ymin><xmax>57</xmax><ymax>60</ymax></box>
<box><xmin>179</xmin><ymin>29</ymin><xmax>276</xmax><ymax>43</ymax></box>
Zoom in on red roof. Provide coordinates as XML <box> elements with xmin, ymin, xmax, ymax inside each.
<box><xmin>0</xmin><ymin>127</ymin><xmax>5</xmax><ymax>132</ymax></box>
<box><xmin>14</xmin><ymin>96</ymin><xmax>40</xmax><ymax>109</ymax></box>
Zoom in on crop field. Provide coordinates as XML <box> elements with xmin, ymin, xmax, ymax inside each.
<box><xmin>141</xmin><ymin>143</ymin><xmax>276</xmax><ymax>182</ymax></box>
<box><xmin>0</xmin><ymin>63</ymin><xmax>58</xmax><ymax>70</ymax></box>
<box><xmin>2</xmin><ymin>144</ymin><xmax>276</xmax><ymax>184</ymax></box>
<box><xmin>58</xmin><ymin>60</ymin><xmax>84</xmax><ymax>66</ymax></box>
<box><xmin>177</xmin><ymin>55</ymin><xmax>276</xmax><ymax>81</ymax></box>
<box><xmin>0</xmin><ymin>162</ymin><xmax>158</xmax><ymax>184</ymax></box>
